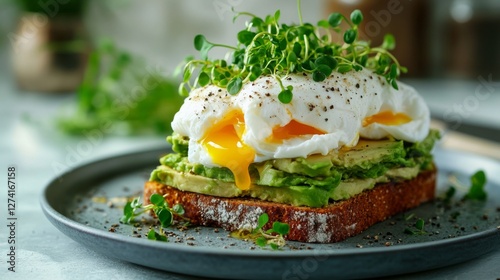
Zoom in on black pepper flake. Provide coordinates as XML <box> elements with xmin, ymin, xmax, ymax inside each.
<box><xmin>218</xmin><ymin>89</ymin><xmax>222</xmax><ymax>92</ymax></box>
<box><xmin>265</xmin><ymin>93</ymin><xmax>271</xmax><ymax>97</ymax></box>
<box><xmin>329</xmin><ymin>105</ymin><xmax>334</xmax><ymax>109</ymax></box>
<box><xmin>308</xmin><ymin>103</ymin><xmax>315</xmax><ymax>111</ymax></box>
<box><xmin>325</xmin><ymin>118</ymin><xmax>329</xmax><ymax>122</ymax></box>
<box><xmin>303</xmin><ymin>73</ymin><xmax>307</xmax><ymax>76</ymax></box>
<box><xmin>327</xmin><ymin>95</ymin><xmax>331</xmax><ymax>99</ymax></box>
<box><xmin>323</xmin><ymin>106</ymin><xmax>327</xmax><ymax>112</ymax></box>
<box><xmin>356</xmin><ymin>83</ymin><xmax>360</xmax><ymax>88</ymax></box>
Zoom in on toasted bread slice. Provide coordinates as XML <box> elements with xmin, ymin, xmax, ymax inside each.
<box><xmin>144</xmin><ymin>168</ymin><xmax>436</xmax><ymax>243</ymax></box>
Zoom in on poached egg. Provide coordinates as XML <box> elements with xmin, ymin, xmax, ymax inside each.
<box><xmin>171</xmin><ymin>69</ymin><xmax>430</xmax><ymax>190</ymax></box>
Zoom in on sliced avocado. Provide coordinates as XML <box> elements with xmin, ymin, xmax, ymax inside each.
<box><xmin>151</xmin><ymin>165</ymin><xmax>330</xmax><ymax>207</ymax></box>
<box><xmin>156</xmin><ymin>130</ymin><xmax>441</xmax><ymax>207</ymax></box>
<box><xmin>161</xmin><ymin>133</ymin><xmax>428</xmax><ymax>189</ymax></box>
<box><xmin>151</xmin><ymin>164</ymin><xmax>421</xmax><ymax>207</ymax></box>
<box><xmin>271</xmin><ymin>138</ymin><xmax>408</xmax><ymax>179</ymax></box>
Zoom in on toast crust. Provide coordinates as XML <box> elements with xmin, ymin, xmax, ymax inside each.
<box><xmin>144</xmin><ymin>168</ymin><xmax>436</xmax><ymax>243</ymax></box>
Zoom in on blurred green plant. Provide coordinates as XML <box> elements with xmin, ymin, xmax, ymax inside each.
<box><xmin>57</xmin><ymin>40</ymin><xmax>185</xmax><ymax>136</ymax></box>
<box><xmin>14</xmin><ymin>0</ymin><xmax>88</xmax><ymax>17</ymax></box>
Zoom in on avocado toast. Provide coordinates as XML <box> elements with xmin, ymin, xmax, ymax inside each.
<box><xmin>145</xmin><ymin>131</ymin><xmax>439</xmax><ymax>243</ymax></box>
<box><xmin>143</xmin><ymin>6</ymin><xmax>439</xmax><ymax>243</ymax></box>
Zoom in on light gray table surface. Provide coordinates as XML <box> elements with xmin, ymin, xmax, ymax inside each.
<box><xmin>1</xmin><ymin>49</ymin><xmax>499</xmax><ymax>280</ymax></box>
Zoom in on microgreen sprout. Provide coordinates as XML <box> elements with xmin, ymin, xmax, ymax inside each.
<box><xmin>231</xmin><ymin>213</ymin><xmax>290</xmax><ymax>250</ymax></box>
<box><xmin>120</xmin><ymin>193</ymin><xmax>189</xmax><ymax>241</ymax></box>
<box><xmin>448</xmin><ymin>170</ymin><xmax>488</xmax><ymax>201</ymax></box>
<box><xmin>147</xmin><ymin>229</ymin><xmax>168</xmax><ymax>242</ymax></box>
<box><xmin>179</xmin><ymin>0</ymin><xmax>406</xmax><ymax>102</ymax></box>
<box><xmin>404</xmin><ymin>218</ymin><xmax>427</xmax><ymax>235</ymax></box>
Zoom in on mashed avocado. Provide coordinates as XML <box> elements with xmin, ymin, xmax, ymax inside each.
<box><xmin>150</xmin><ymin>130</ymin><xmax>440</xmax><ymax>207</ymax></box>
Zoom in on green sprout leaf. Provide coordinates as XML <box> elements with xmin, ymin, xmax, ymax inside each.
<box><xmin>147</xmin><ymin>229</ymin><xmax>168</xmax><ymax>242</ymax></box>
<box><xmin>120</xmin><ymin>194</ymin><xmax>190</xmax><ymax>242</ymax></box>
<box><xmin>343</xmin><ymin>29</ymin><xmax>357</xmax><ymax>44</ymax></box>
<box><xmin>194</xmin><ymin>34</ymin><xmax>214</xmax><ymax>60</ymax></box>
<box><xmin>278</xmin><ymin>89</ymin><xmax>293</xmax><ymax>104</ymax></box>
<box><xmin>449</xmin><ymin>170</ymin><xmax>488</xmax><ymax>201</ymax></box>
<box><xmin>227</xmin><ymin>77</ymin><xmax>243</xmax><ymax>95</ymax></box>
<box><xmin>198</xmin><ymin>72</ymin><xmax>210</xmax><ymax>87</ymax></box>
<box><xmin>465</xmin><ymin>170</ymin><xmax>487</xmax><ymax>201</ymax></box>
<box><xmin>156</xmin><ymin>208</ymin><xmax>173</xmax><ymax>228</ymax></box>
<box><xmin>173</xmin><ymin>204</ymin><xmax>185</xmax><ymax>215</ymax></box>
<box><xmin>237</xmin><ymin>30</ymin><xmax>256</xmax><ymax>46</ymax></box>
<box><xmin>328</xmin><ymin>12</ymin><xmax>343</xmax><ymax>27</ymax></box>
<box><xmin>404</xmin><ymin>217</ymin><xmax>427</xmax><ymax>235</ymax></box>
<box><xmin>415</xmin><ymin>218</ymin><xmax>425</xmax><ymax>231</ymax></box>
<box><xmin>272</xmin><ymin>221</ymin><xmax>290</xmax><ymax>235</ymax></box>
<box><xmin>350</xmin><ymin>9</ymin><xmax>363</xmax><ymax>25</ymax></box>
<box><xmin>255</xmin><ymin>236</ymin><xmax>267</xmax><ymax>247</ymax></box>
<box><xmin>337</xmin><ymin>63</ymin><xmax>353</xmax><ymax>73</ymax></box>
<box><xmin>315</xmin><ymin>56</ymin><xmax>337</xmax><ymax>69</ymax></box>
<box><xmin>257</xmin><ymin>213</ymin><xmax>269</xmax><ymax>230</ymax></box>
<box><xmin>382</xmin><ymin>34</ymin><xmax>396</xmax><ymax>50</ymax></box>
<box><xmin>231</xmin><ymin>213</ymin><xmax>289</xmax><ymax>250</ymax></box>
<box><xmin>317</xmin><ymin>19</ymin><xmax>329</xmax><ymax>29</ymax></box>
<box><xmin>312</xmin><ymin>71</ymin><xmax>326</xmax><ymax>82</ymax></box>
<box><xmin>150</xmin><ymin>193</ymin><xmax>165</xmax><ymax>207</ymax></box>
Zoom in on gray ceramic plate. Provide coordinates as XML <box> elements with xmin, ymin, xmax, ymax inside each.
<box><xmin>40</xmin><ymin>147</ymin><xmax>500</xmax><ymax>279</ymax></box>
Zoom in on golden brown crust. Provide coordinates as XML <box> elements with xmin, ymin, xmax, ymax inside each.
<box><xmin>144</xmin><ymin>168</ymin><xmax>436</xmax><ymax>243</ymax></box>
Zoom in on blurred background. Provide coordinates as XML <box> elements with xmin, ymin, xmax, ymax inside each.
<box><xmin>1</xmin><ymin>0</ymin><xmax>499</xmax><ymax>162</ymax></box>
<box><xmin>1</xmin><ymin>2</ymin><xmax>499</xmax><ymax>278</ymax></box>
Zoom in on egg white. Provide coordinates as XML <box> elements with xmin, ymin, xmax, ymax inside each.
<box><xmin>171</xmin><ymin>69</ymin><xmax>430</xmax><ymax>167</ymax></box>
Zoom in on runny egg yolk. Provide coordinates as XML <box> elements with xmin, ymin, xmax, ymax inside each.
<box><xmin>201</xmin><ymin>111</ymin><xmax>254</xmax><ymax>190</ymax></box>
<box><xmin>362</xmin><ymin>111</ymin><xmax>412</xmax><ymax>127</ymax></box>
<box><xmin>269</xmin><ymin>120</ymin><xmax>326</xmax><ymax>143</ymax></box>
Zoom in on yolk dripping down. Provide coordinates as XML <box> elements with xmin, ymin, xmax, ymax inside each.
<box><xmin>201</xmin><ymin>113</ymin><xmax>327</xmax><ymax>190</ymax></box>
<box><xmin>201</xmin><ymin>111</ymin><xmax>254</xmax><ymax>190</ymax></box>
<box><xmin>362</xmin><ymin>110</ymin><xmax>412</xmax><ymax>127</ymax></box>
<box><xmin>268</xmin><ymin>120</ymin><xmax>326</xmax><ymax>143</ymax></box>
